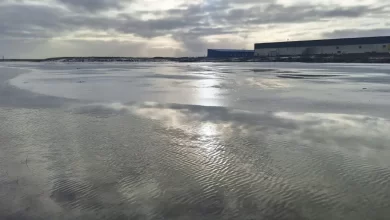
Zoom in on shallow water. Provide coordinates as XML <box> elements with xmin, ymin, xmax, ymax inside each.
<box><xmin>1</xmin><ymin>62</ymin><xmax>390</xmax><ymax>219</ymax></box>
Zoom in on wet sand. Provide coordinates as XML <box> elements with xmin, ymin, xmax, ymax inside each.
<box><xmin>1</xmin><ymin>62</ymin><xmax>390</xmax><ymax>219</ymax></box>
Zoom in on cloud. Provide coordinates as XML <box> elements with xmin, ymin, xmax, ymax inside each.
<box><xmin>57</xmin><ymin>0</ymin><xmax>133</xmax><ymax>12</ymax></box>
<box><xmin>0</xmin><ymin>0</ymin><xmax>389</xmax><ymax>58</ymax></box>
<box><xmin>323</xmin><ymin>28</ymin><xmax>390</xmax><ymax>38</ymax></box>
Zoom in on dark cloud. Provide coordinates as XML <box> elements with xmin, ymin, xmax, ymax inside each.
<box><xmin>0</xmin><ymin>3</ymin><xmax>121</xmax><ymax>39</ymax></box>
<box><xmin>211</xmin><ymin>4</ymin><xmax>388</xmax><ymax>25</ymax></box>
<box><xmin>0</xmin><ymin>7</ymin><xmax>57</xmax><ymax>39</ymax></box>
<box><xmin>57</xmin><ymin>0</ymin><xmax>133</xmax><ymax>12</ymax></box>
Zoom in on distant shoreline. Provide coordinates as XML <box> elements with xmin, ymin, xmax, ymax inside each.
<box><xmin>1</xmin><ymin>54</ymin><xmax>390</xmax><ymax>63</ymax></box>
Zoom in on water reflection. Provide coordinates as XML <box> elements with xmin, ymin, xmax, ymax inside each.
<box><xmin>188</xmin><ymin>64</ymin><xmax>225</xmax><ymax>107</ymax></box>
<box><xmin>198</xmin><ymin>122</ymin><xmax>219</xmax><ymax>137</ymax></box>
<box><xmin>3</xmin><ymin>62</ymin><xmax>390</xmax><ymax>219</ymax></box>
<box><xmin>245</xmin><ymin>77</ymin><xmax>290</xmax><ymax>89</ymax></box>
<box><xmin>193</xmin><ymin>79</ymin><xmax>223</xmax><ymax>106</ymax></box>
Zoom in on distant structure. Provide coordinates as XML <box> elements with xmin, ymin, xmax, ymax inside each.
<box><xmin>207</xmin><ymin>49</ymin><xmax>254</xmax><ymax>58</ymax></box>
<box><xmin>254</xmin><ymin>36</ymin><xmax>390</xmax><ymax>57</ymax></box>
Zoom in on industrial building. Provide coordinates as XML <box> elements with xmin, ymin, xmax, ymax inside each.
<box><xmin>207</xmin><ymin>49</ymin><xmax>254</xmax><ymax>58</ymax></box>
<box><xmin>255</xmin><ymin>36</ymin><xmax>390</xmax><ymax>57</ymax></box>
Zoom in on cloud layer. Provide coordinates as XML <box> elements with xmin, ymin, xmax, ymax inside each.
<box><xmin>1</xmin><ymin>0</ymin><xmax>390</xmax><ymax>58</ymax></box>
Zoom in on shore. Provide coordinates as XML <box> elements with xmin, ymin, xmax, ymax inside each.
<box><xmin>1</xmin><ymin>53</ymin><xmax>390</xmax><ymax>63</ymax></box>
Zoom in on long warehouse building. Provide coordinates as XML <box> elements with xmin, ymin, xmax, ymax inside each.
<box><xmin>255</xmin><ymin>36</ymin><xmax>390</xmax><ymax>57</ymax></box>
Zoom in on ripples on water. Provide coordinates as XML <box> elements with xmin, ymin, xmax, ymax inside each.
<box><xmin>1</xmin><ymin>63</ymin><xmax>390</xmax><ymax>219</ymax></box>
<box><xmin>1</xmin><ymin>103</ymin><xmax>390</xmax><ymax>220</ymax></box>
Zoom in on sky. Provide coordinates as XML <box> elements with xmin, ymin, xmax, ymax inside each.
<box><xmin>0</xmin><ymin>0</ymin><xmax>390</xmax><ymax>58</ymax></box>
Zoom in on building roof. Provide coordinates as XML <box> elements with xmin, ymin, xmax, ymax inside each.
<box><xmin>208</xmin><ymin>49</ymin><xmax>254</xmax><ymax>52</ymax></box>
<box><xmin>255</xmin><ymin>36</ymin><xmax>390</xmax><ymax>49</ymax></box>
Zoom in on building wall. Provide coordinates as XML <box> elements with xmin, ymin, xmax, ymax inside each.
<box><xmin>207</xmin><ymin>49</ymin><xmax>254</xmax><ymax>58</ymax></box>
<box><xmin>255</xmin><ymin>43</ymin><xmax>390</xmax><ymax>57</ymax></box>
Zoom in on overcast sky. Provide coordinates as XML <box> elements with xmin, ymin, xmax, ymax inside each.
<box><xmin>1</xmin><ymin>0</ymin><xmax>390</xmax><ymax>58</ymax></box>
